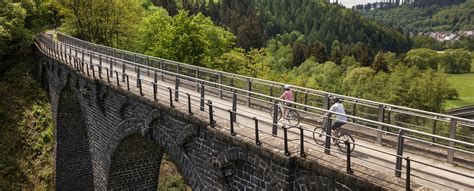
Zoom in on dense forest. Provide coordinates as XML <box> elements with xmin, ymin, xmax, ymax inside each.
<box><xmin>359</xmin><ymin>0</ymin><xmax>474</xmax><ymax>32</ymax></box>
<box><xmin>0</xmin><ymin>0</ymin><xmax>472</xmax><ymax>189</ymax></box>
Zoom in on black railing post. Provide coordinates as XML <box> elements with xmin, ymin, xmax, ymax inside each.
<box><xmin>98</xmin><ymin>65</ymin><xmax>103</xmax><ymax>79</ymax></box>
<box><xmin>200</xmin><ymin>83</ymin><xmax>205</xmax><ymax>111</ymax></box>
<box><xmin>395</xmin><ymin>129</ymin><xmax>404</xmax><ymax>177</ymax></box>
<box><xmin>247</xmin><ymin>78</ymin><xmax>251</xmax><ymax>107</ymax></box>
<box><xmin>432</xmin><ymin>116</ymin><xmax>437</xmax><ymax>144</ymax></box>
<box><xmin>208</xmin><ymin>100</ymin><xmax>215</xmax><ymax>128</ymax></box>
<box><xmin>219</xmin><ymin>73</ymin><xmax>223</xmax><ymax>99</ymax></box>
<box><xmin>109</xmin><ymin>59</ymin><xmax>113</xmax><ymax>77</ymax></box>
<box><xmin>346</xmin><ymin>140</ymin><xmax>353</xmax><ymax>174</ymax></box>
<box><xmin>126</xmin><ymin>74</ymin><xmax>130</xmax><ymax>91</ymax></box>
<box><xmin>324</xmin><ymin>117</ymin><xmax>331</xmax><ymax>155</ymax></box>
<box><xmin>232</xmin><ymin>91</ymin><xmax>237</xmax><ymax>122</ymax></box>
<box><xmin>168</xmin><ymin>88</ymin><xmax>174</xmax><ymax>108</ymax></box>
<box><xmin>175</xmin><ymin>77</ymin><xmax>180</xmax><ymax>101</ymax></box>
<box><xmin>304</xmin><ymin>90</ymin><xmax>308</xmax><ymax>111</ymax></box>
<box><xmin>352</xmin><ymin>100</ymin><xmax>357</xmax><ymax>123</ymax></box>
<box><xmin>377</xmin><ymin>104</ymin><xmax>385</xmax><ymax>144</ymax></box>
<box><xmin>293</xmin><ymin>90</ymin><xmax>298</xmax><ymax>108</ymax></box>
<box><xmin>406</xmin><ymin>157</ymin><xmax>411</xmax><ymax>191</ymax></box>
<box><xmin>447</xmin><ymin>119</ymin><xmax>457</xmax><ymax>163</ymax></box>
<box><xmin>272</xmin><ymin>101</ymin><xmax>279</xmax><ymax>136</ymax></box>
<box><xmin>187</xmin><ymin>93</ymin><xmax>192</xmax><ymax>115</ymax></box>
<box><xmin>229</xmin><ymin>110</ymin><xmax>236</xmax><ymax>136</ymax></box>
<box><xmin>136</xmin><ymin>66</ymin><xmax>141</xmax><ymax>87</ymax></box>
<box><xmin>283</xmin><ymin>126</ymin><xmax>290</xmax><ymax>156</ymax></box>
<box><xmin>300</xmin><ymin>127</ymin><xmax>306</xmax><ymax>157</ymax></box>
<box><xmin>269</xmin><ymin>84</ymin><xmax>274</xmax><ymax>102</ymax></box>
<box><xmin>138</xmin><ymin>79</ymin><xmax>143</xmax><ymax>96</ymax></box>
<box><xmin>254</xmin><ymin>117</ymin><xmax>261</xmax><ymax>145</ymax></box>
<box><xmin>92</xmin><ymin>65</ymin><xmax>96</xmax><ymax>78</ymax></box>
<box><xmin>122</xmin><ymin>63</ymin><xmax>126</xmax><ymax>82</ymax></box>
<box><xmin>105</xmin><ymin>68</ymin><xmax>110</xmax><ymax>83</ymax></box>
<box><xmin>195</xmin><ymin>68</ymin><xmax>200</xmax><ymax>92</ymax></box>
<box><xmin>153</xmin><ymin>83</ymin><xmax>157</xmax><ymax>102</ymax></box>
<box><xmin>115</xmin><ymin>71</ymin><xmax>120</xmax><ymax>87</ymax></box>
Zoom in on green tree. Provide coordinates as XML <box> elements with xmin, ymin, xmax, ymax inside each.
<box><xmin>137</xmin><ymin>8</ymin><xmax>235</xmax><ymax>67</ymax></box>
<box><xmin>57</xmin><ymin>0</ymin><xmax>143</xmax><ymax>47</ymax></box>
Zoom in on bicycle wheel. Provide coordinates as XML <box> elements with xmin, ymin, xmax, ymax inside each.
<box><xmin>337</xmin><ymin>134</ymin><xmax>355</xmax><ymax>153</ymax></box>
<box><xmin>312</xmin><ymin>127</ymin><xmax>326</xmax><ymax>146</ymax></box>
<box><xmin>270</xmin><ymin>105</ymin><xmax>282</xmax><ymax>120</ymax></box>
<box><xmin>286</xmin><ymin>110</ymin><xmax>300</xmax><ymax>126</ymax></box>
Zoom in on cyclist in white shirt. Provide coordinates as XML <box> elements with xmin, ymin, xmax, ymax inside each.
<box><xmin>322</xmin><ymin>97</ymin><xmax>347</xmax><ymax>141</ymax></box>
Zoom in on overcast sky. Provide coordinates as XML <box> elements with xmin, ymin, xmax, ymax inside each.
<box><xmin>339</xmin><ymin>0</ymin><xmax>378</xmax><ymax>8</ymax></box>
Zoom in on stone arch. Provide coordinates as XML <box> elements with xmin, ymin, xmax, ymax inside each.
<box><xmin>213</xmin><ymin>147</ymin><xmax>279</xmax><ymax>190</ymax></box>
<box><xmin>107</xmin><ymin>133</ymin><xmax>164</xmax><ymax>190</ymax></box>
<box><xmin>55</xmin><ymin>85</ymin><xmax>94</xmax><ymax>190</ymax></box>
<box><xmin>149</xmin><ymin>115</ymin><xmax>213</xmax><ymax>189</ymax></box>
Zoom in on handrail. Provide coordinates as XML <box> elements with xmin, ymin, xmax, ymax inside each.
<box><xmin>35</xmin><ymin>36</ymin><xmax>474</xmax><ymax>190</ymax></box>
<box><xmin>54</xmin><ymin>32</ymin><xmax>474</xmax><ymax>124</ymax></box>
<box><xmin>36</xmin><ymin>34</ymin><xmax>474</xmax><ymax>149</ymax></box>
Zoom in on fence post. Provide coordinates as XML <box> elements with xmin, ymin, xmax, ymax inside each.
<box><xmin>232</xmin><ymin>91</ymin><xmax>237</xmax><ymax>122</ymax></box>
<box><xmin>324</xmin><ymin>116</ymin><xmax>332</xmax><ymax>155</ymax></box>
<box><xmin>247</xmin><ymin>78</ymin><xmax>251</xmax><ymax>107</ymax></box>
<box><xmin>175</xmin><ymin>77</ymin><xmax>180</xmax><ymax>102</ymax></box>
<box><xmin>195</xmin><ymin>69</ymin><xmax>200</xmax><ymax>92</ymax></box>
<box><xmin>272</xmin><ymin>101</ymin><xmax>279</xmax><ymax>136</ymax></box>
<box><xmin>208</xmin><ymin>100</ymin><xmax>215</xmax><ymax>128</ymax></box>
<box><xmin>431</xmin><ymin>116</ymin><xmax>437</xmax><ymax>144</ymax></box>
<box><xmin>269</xmin><ymin>84</ymin><xmax>274</xmax><ymax>103</ymax></box>
<box><xmin>187</xmin><ymin>93</ymin><xmax>192</xmax><ymax>115</ymax></box>
<box><xmin>229</xmin><ymin>110</ymin><xmax>236</xmax><ymax>136</ymax></box>
<box><xmin>283</xmin><ymin>126</ymin><xmax>290</xmax><ymax>156</ymax></box>
<box><xmin>200</xmin><ymin>83</ymin><xmax>205</xmax><ymax>111</ymax></box>
<box><xmin>377</xmin><ymin>104</ymin><xmax>385</xmax><ymax>144</ymax></box>
<box><xmin>304</xmin><ymin>90</ymin><xmax>309</xmax><ymax>111</ymax></box>
<box><xmin>324</xmin><ymin>94</ymin><xmax>330</xmax><ymax>110</ymax></box>
<box><xmin>447</xmin><ymin>118</ymin><xmax>457</xmax><ymax>163</ymax></box>
<box><xmin>125</xmin><ymin>75</ymin><xmax>129</xmax><ymax>91</ymax></box>
<box><xmin>406</xmin><ymin>157</ymin><xmax>411</xmax><ymax>191</ymax></box>
<box><xmin>122</xmin><ymin>63</ymin><xmax>126</xmax><ymax>82</ymax></box>
<box><xmin>300</xmin><ymin>127</ymin><xmax>306</xmax><ymax>157</ymax></box>
<box><xmin>105</xmin><ymin>68</ymin><xmax>110</xmax><ymax>83</ymax></box>
<box><xmin>345</xmin><ymin>140</ymin><xmax>353</xmax><ymax>174</ymax></box>
<box><xmin>219</xmin><ymin>73</ymin><xmax>223</xmax><ymax>99</ymax></box>
<box><xmin>168</xmin><ymin>88</ymin><xmax>174</xmax><ymax>108</ymax></box>
<box><xmin>254</xmin><ymin>117</ymin><xmax>261</xmax><ymax>145</ymax></box>
<box><xmin>136</xmin><ymin>66</ymin><xmax>140</xmax><ymax>87</ymax></box>
<box><xmin>352</xmin><ymin>100</ymin><xmax>357</xmax><ymax>123</ymax></box>
<box><xmin>395</xmin><ymin>130</ymin><xmax>404</xmax><ymax>177</ymax></box>
<box><xmin>115</xmin><ymin>71</ymin><xmax>120</xmax><ymax>87</ymax></box>
<box><xmin>153</xmin><ymin>83</ymin><xmax>157</xmax><ymax>102</ymax></box>
<box><xmin>138</xmin><ymin>79</ymin><xmax>143</xmax><ymax>96</ymax></box>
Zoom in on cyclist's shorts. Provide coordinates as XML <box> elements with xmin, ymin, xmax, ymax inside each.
<box><xmin>284</xmin><ymin>102</ymin><xmax>292</xmax><ymax>107</ymax></box>
<box><xmin>332</xmin><ymin>122</ymin><xmax>346</xmax><ymax>129</ymax></box>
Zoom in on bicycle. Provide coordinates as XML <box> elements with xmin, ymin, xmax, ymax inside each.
<box><xmin>312</xmin><ymin>120</ymin><xmax>355</xmax><ymax>153</ymax></box>
<box><xmin>270</xmin><ymin>101</ymin><xmax>300</xmax><ymax>126</ymax></box>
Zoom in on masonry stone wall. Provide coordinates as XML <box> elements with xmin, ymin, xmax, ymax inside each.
<box><xmin>41</xmin><ymin>54</ymin><xmax>384</xmax><ymax>191</ymax></box>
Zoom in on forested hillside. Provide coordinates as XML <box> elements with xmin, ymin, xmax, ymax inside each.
<box><xmin>359</xmin><ymin>0</ymin><xmax>474</xmax><ymax>32</ymax></box>
<box><xmin>150</xmin><ymin>0</ymin><xmax>411</xmax><ymax>66</ymax></box>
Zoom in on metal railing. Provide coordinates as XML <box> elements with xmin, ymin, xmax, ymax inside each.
<box><xmin>36</xmin><ymin>33</ymin><xmax>474</xmax><ymax>190</ymax></box>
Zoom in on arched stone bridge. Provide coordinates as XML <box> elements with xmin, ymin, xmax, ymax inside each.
<box><xmin>35</xmin><ymin>32</ymin><xmax>473</xmax><ymax>190</ymax></box>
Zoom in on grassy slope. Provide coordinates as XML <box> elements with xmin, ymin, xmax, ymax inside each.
<box><xmin>0</xmin><ymin>56</ymin><xmax>54</xmax><ymax>190</ymax></box>
<box><xmin>444</xmin><ymin>60</ymin><xmax>474</xmax><ymax>109</ymax></box>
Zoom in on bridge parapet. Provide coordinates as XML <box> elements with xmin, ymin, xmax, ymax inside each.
<box><xmin>35</xmin><ymin>32</ymin><xmax>473</xmax><ymax>190</ymax></box>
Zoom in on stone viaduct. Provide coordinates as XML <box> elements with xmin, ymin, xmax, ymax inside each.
<box><xmin>35</xmin><ymin>32</ymin><xmax>474</xmax><ymax>191</ymax></box>
<box><xmin>35</xmin><ymin>41</ymin><xmax>411</xmax><ymax>190</ymax></box>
